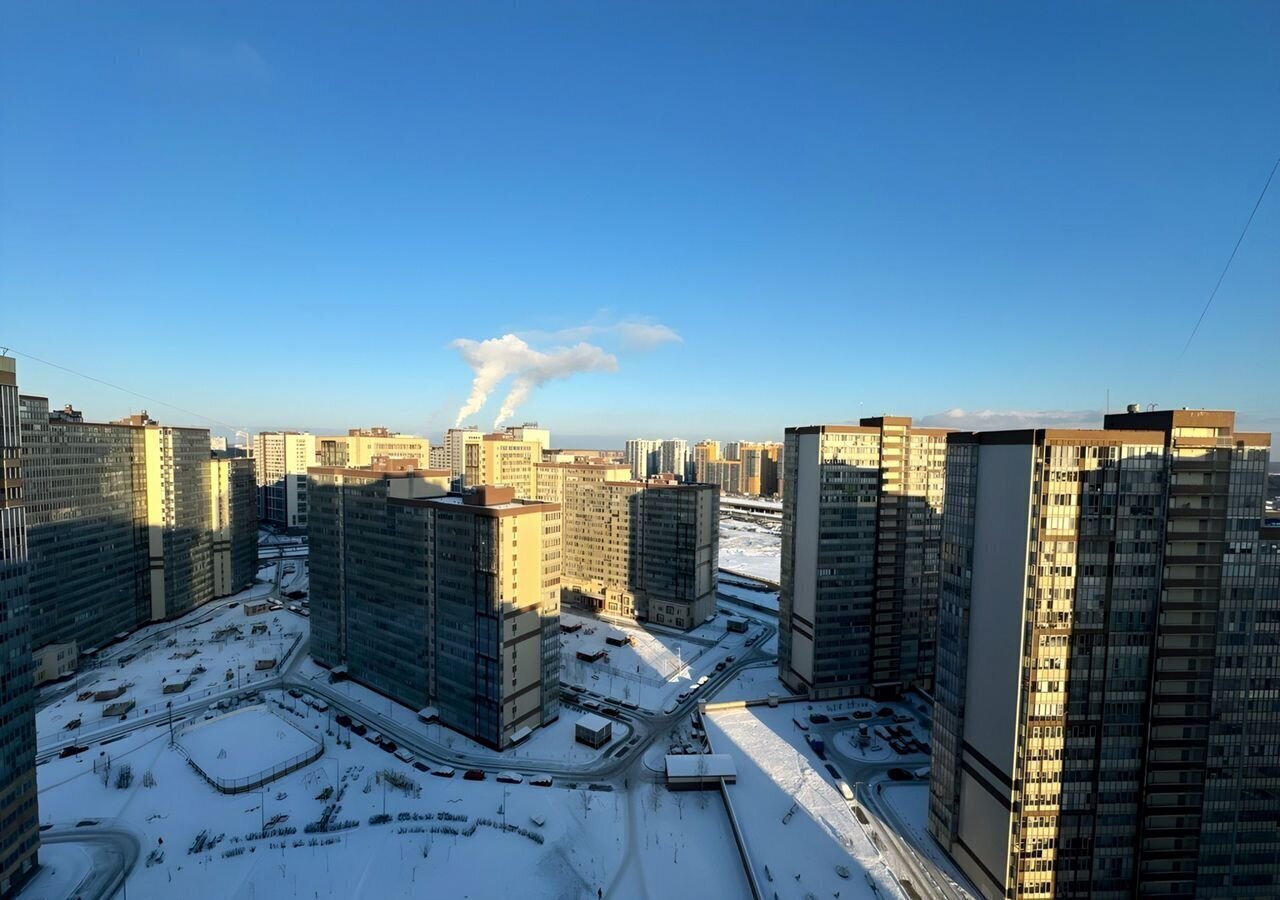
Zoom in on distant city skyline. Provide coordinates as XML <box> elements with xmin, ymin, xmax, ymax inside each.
<box><xmin>4</xmin><ymin>355</ymin><xmax>1280</xmax><ymax>453</ymax></box>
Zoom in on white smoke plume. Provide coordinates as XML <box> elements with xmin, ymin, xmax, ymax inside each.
<box><xmin>451</xmin><ymin>334</ymin><xmax>618</xmax><ymax>429</ymax></box>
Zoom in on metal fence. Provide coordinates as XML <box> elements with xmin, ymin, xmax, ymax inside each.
<box><xmin>174</xmin><ymin>708</ymin><xmax>324</xmax><ymax>795</ymax></box>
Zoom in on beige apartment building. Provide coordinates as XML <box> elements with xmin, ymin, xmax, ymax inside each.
<box><xmin>693</xmin><ymin>440</ymin><xmax>720</xmax><ymax>482</ymax></box>
<box><xmin>503</xmin><ymin>423</ymin><xmax>550</xmax><ymax>454</ymax></box>
<box><xmin>465</xmin><ymin>433</ymin><xmax>540</xmax><ymax>498</ymax></box>
<box><xmin>309</xmin><ymin>474</ymin><xmax>562</xmax><ymax>749</ymax></box>
<box><xmin>318</xmin><ymin>427</ymin><xmax>429</xmax><ymax>468</ymax></box>
<box><xmin>779</xmin><ymin>417</ymin><xmax>948</xmax><ymax>699</ymax></box>
<box><xmin>704</xmin><ymin>458</ymin><xmax>742</xmax><ymax>495</ymax></box>
<box><xmin>254</xmin><ymin>431</ymin><xmax>316</xmax><ymax>530</ymax></box>
<box><xmin>443</xmin><ymin>427</ymin><xmax>483</xmax><ymax>479</ymax></box>
<box><xmin>535</xmin><ymin>460</ymin><xmax>719</xmax><ymax>630</ymax></box>
<box><xmin>141</xmin><ymin>422</ymin><xmax>215</xmax><ymax>620</ymax></box>
<box><xmin>209</xmin><ymin>454</ymin><xmax>257</xmax><ymax>598</ymax></box>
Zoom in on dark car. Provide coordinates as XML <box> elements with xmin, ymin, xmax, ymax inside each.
<box><xmin>349</xmin><ymin>722</ymin><xmax>368</xmax><ymax>737</ymax></box>
<box><xmin>335</xmin><ymin>713</ymin><xmax>352</xmax><ymax>728</ymax></box>
<box><xmin>853</xmin><ymin>710</ymin><xmax>873</xmax><ymax>720</ymax></box>
<box><xmin>809</xmin><ymin>713</ymin><xmax>830</xmax><ymax>725</ymax></box>
<box><xmin>379</xmin><ymin>740</ymin><xmax>398</xmax><ymax>754</ymax></box>
<box><xmin>59</xmin><ymin>745</ymin><xmax>89</xmax><ymax>758</ymax></box>
<box><xmin>888</xmin><ymin>768</ymin><xmax>913</xmax><ymax>781</ymax></box>
<box><xmin>877</xmin><ymin>707</ymin><xmax>894</xmax><ymax>717</ymax></box>
<box><xmin>412</xmin><ymin>761</ymin><xmax>430</xmax><ymax>773</ymax></box>
<box><xmin>600</xmin><ymin>707</ymin><xmax>623</xmax><ymax>718</ymax></box>
<box><xmin>463</xmin><ymin>769</ymin><xmax>486</xmax><ymax>781</ymax></box>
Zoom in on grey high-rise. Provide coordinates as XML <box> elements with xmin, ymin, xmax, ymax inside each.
<box><xmin>779</xmin><ymin>418</ymin><xmax>948</xmax><ymax>699</ymax></box>
<box><xmin>0</xmin><ymin>359</ymin><xmax>40</xmax><ymax>897</ymax></box>
<box><xmin>928</xmin><ymin>411</ymin><xmax>1279</xmax><ymax>899</ymax></box>
<box><xmin>18</xmin><ymin>395</ymin><xmax>149</xmax><ymax>653</ymax></box>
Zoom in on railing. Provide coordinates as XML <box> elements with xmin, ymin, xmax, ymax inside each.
<box><xmin>174</xmin><ymin>708</ymin><xmax>323</xmax><ymax>795</ymax></box>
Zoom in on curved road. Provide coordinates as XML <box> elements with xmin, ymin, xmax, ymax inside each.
<box><xmin>38</xmin><ymin>825</ymin><xmax>141</xmax><ymax>900</ymax></box>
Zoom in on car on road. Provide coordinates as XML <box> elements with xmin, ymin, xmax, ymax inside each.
<box><xmin>877</xmin><ymin>707</ymin><xmax>894</xmax><ymax>717</ymax></box>
<box><xmin>569</xmin><ymin>685</ymin><xmax>586</xmax><ymax>693</ymax></box>
<box><xmin>893</xmin><ymin>714</ymin><xmax>913</xmax><ymax>724</ymax></box>
<box><xmin>463</xmin><ymin>769</ymin><xmax>486</xmax><ymax>781</ymax></box>
<box><xmin>744</xmin><ymin>636</ymin><xmax>758</xmax><ymax>646</ymax></box>
<box><xmin>75</xmin><ymin>819</ymin><xmax>100</xmax><ymax>828</ymax></box>
<box><xmin>600</xmin><ymin>706</ymin><xmax>622</xmax><ymax>718</ymax></box>
<box><xmin>824</xmin><ymin>763</ymin><xmax>843</xmax><ymax>780</ymax></box>
<box><xmin>725</xmin><ymin>655</ymin><xmax>736</xmax><ymax>663</ymax></box>
<box><xmin>852</xmin><ymin>710</ymin><xmax>873</xmax><ymax>720</ymax></box>
<box><xmin>696</xmin><ymin>675</ymin><xmax>710</xmax><ymax>686</ymax></box>
<box><xmin>837</xmin><ymin>781</ymin><xmax>855</xmax><ymax>802</ymax></box>
<box><xmin>714</xmin><ymin>661</ymin><xmax>726</xmax><ymax>672</ymax></box>
<box><xmin>59</xmin><ymin>745</ymin><xmax>89</xmax><ymax>758</ymax></box>
<box><xmin>582</xmin><ymin>699</ymin><xmax>601</xmax><ymax>710</ymax></box>
<box><xmin>809</xmin><ymin>713</ymin><xmax>830</xmax><ymax>724</ymax></box>
<box><xmin>662</xmin><ymin>701</ymin><xmax>679</xmax><ymax>715</ymax></box>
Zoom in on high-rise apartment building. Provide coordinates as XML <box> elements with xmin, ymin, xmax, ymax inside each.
<box><xmin>503</xmin><ymin>423</ymin><xmax>550</xmax><ymax>454</ymax></box>
<box><xmin>778</xmin><ymin>417</ymin><xmax>948</xmax><ymax>699</ymax></box>
<box><xmin>141</xmin><ymin>423</ymin><xmax>214</xmax><ymax>620</ymax></box>
<box><xmin>18</xmin><ymin>395</ymin><xmax>148</xmax><ymax>654</ymax></box>
<box><xmin>253</xmin><ymin>431</ymin><xmax>315</xmax><ymax>530</ymax></box>
<box><xmin>625</xmin><ymin>438</ymin><xmax>662</xmax><ymax>481</ymax></box>
<box><xmin>18</xmin><ymin>401</ymin><xmax>235</xmax><ymax>660</ymax></box>
<box><xmin>443</xmin><ymin>427</ymin><xmax>483</xmax><ymax>480</ymax></box>
<box><xmin>317</xmin><ymin>428</ymin><xmax>429</xmax><ymax>469</ymax></box>
<box><xmin>209</xmin><ymin>453</ymin><xmax>257</xmax><ymax>598</ymax></box>
<box><xmin>464</xmin><ymin>433</ymin><xmax>539</xmax><ymax>498</ymax></box>
<box><xmin>693</xmin><ymin>440</ymin><xmax>720</xmax><ymax>483</ymax></box>
<box><xmin>741</xmin><ymin>442</ymin><xmax>782</xmax><ymax>496</ymax></box>
<box><xmin>0</xmin><ymin>359</ymin><xmax>40</xmax><ymax>897</ymax></box>
<box><xmin>428</xmin><ymin>445</ymin><xmax>448</xmax><ymax>470</ymax></box>
<box><xmin>535</xmin><ymin>462</ymin><xmax>718</xmax><ymax>630</ymax></box>
<box><xmin>704</xmin><ymin>458</ymin><xmax>742</xmax><ymax>495</ymax></box>
<box><xmin>928</xmin><ymin>411</ymin><xmax>1278</xmax><ymax>899</ymax></box>
<box><xmin>309</xmin><ymin>470</ymin><xmax>561</xmax><ymax>749</ymax></box>
<box><xmin>660</xmin><ymin>439</ymin><xmax>689</xmax><ymax>482</ymax></box>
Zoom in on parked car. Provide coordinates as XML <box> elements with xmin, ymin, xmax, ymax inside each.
<box><xmin>853</xmin><ymin>710</ymin><xmax>873</xmax><ymax>720</ymax></box>
<box><xmin>349</xmin><ymin>722</ymin><xmax>368</xmax><ymax>737</ymax></box>
<box><xmin>495</xmin><ymin>771</ymin><xmax>523</xmax><ymax>784</ymax></box>
<box><xmin>463</xmin><ymin>769</ymin><xmax>486</xmax><ymax>782</ymax></box>
<box><xmin>412</xmin><ymin>761</ymin><xmax>430</xmax><ymax>773</ymax></box>
<box><xmin>715</xmin><ymin>661</ymin><xmax>727</xmax><ymax>672</ymax></box>
<box><xmin>59</xmin><ymin>745</ymin><xmax>89</xmax><ymax>758</ymax></box>
<box><xmin>809</xmin><ymin>713</ymin><xmax>830</xmax><ymax>725</ymax></box>
<box><xmin>430</xmin><ymin>766</ymin><xmax>456</xmax><ymax>778</ymax></box>
<box><xmin>697</xmin><ymin>675</ymin><xmax>710</xmax><ymax>686</ymax></box>
<box><xmin>530</xmin><ymin>775</ymin><xmax>554</xmax><ymax>788</ymax></box>
<box><xmin>725</xmin><ymin>655</ymin><xmax>736</xmax><ymax>663</ymax></box>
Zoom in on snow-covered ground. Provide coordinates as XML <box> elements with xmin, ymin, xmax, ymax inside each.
<box><xmin>558</xmin><ymin>610</ymin><xmax>763</xmax><ymax>713</ymax></box>
<box><xmin>704</xmin><ymin>704</ymin><xmax>906</xmax><ymax>900</ymax></box>
<box><xmin>38</xmin><ymin>594</ymin><xmax>305</xmax><ymax>750</ymax></box>
<box><xmin>37</xmin><ymin>683</ymin><xmax>749</xmax><ymax>900</ymax></box>
<box><xmin>179</xmin><ymin>706</ymin><xmax>320</xmax><ymax>783</ymax></box>
<box><xmin>716</xmin><ymin>579</ymin><xmax>779</xmax><ymax>613</ymax></box>
<box><xmin>14</xmin><ymin>842</ymin><xmax>93</xmax><ymax>900</ymax></box>
<box><xmin>718</xmin><ymin>516</ymin><xmax>780</xmax><ymax>583</ymax></box>
<box><xmin>707</xmin><ymin>664</ymin><xmax>789</xmax><ymax>704</ymax></box>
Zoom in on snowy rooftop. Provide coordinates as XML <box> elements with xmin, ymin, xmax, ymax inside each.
<box><xmin>665</xmin><ymin>753</ymin><xmax>736</xmax><ymax>778</ymax></box>
<box><xmin>575</xmin><ymin>712</ymin><xmax>611</xmax><ymax>732</ymax></box>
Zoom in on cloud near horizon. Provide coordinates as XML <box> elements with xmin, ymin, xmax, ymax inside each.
<box><xmin>451</xmin><ymin>319</ymin><xmax>680</xmax><ymax>429</ymax></box>
<box><xmin>918</xmin><ymin>407</ymin><xmax>1104</xmax><ymax>432</ymax></box>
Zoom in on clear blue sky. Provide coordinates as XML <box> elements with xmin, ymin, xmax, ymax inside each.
<box><xmin>3</xmin><ymin>2</ymin><xmax>1278</xmax><ymax>447</ymax></box>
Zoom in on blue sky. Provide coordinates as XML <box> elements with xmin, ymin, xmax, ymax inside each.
<box><xmin>3</xmin><ymin>3</ymin><xmax>1278</xmax><ymax>446</ymax></box>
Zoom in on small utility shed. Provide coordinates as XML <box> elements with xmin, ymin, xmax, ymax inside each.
<box><xmin>575</xmin><ymin>712</ymin><xmax>612</xmax><ymax>748</ymax></box>
<box><xmin>665</xmin><ymin>754</ymin><xmax>737</xmax><ymax>790</ymax></box>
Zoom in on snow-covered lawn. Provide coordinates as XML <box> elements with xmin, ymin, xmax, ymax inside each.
<box><xmin>38</xmin><ymin>594</ymin><xmax>305</xmax><ymax>750</ymax></box>
<box><xmin>718</xmin><ymin>517</ymin><xmax>780</xmax><ymax>583</ymax></box>
<box><xmin>704</xmin><ymin>705</ymin><xmax>905</xmax><ymax>900</ymax></box>
<box><xmin>707</xmin><ymin>664</ymin><xmax>789</xmax><ymax>704</ymax></box>
<box><xmin>716</xmin><ymin>579</ymin><xmax>779</xmax><ymax>612</ymax></box>
<box><xmin>38</xmin><ymin>707</ymin><xmax>630</xmax><ymax>899</ymax></box>
<box><xmin>558</xmin><ymin>611</ymin><xmax>760</xmax><ymax>712</ymax></box>
<box><xmin>179</xmin><ymin>706</ymin><xmax>320</xmax><ymax>783</ymax></box>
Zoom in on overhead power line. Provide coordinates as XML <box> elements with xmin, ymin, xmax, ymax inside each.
<box><xmin>1177</xmin><ymin>154</ymin><xmax>1280</xmax><ymax>361</ymax></box>
<box><xmin>0</xmin><ymin>345</ymin><xmax>243</xmax><ymax>433</ymax></box>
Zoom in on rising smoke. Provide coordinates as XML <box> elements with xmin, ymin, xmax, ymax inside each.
<box><xmin>451</xmin><ymin>334</ymin><xmax>618</xmax><ymax>429</ymax></box>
